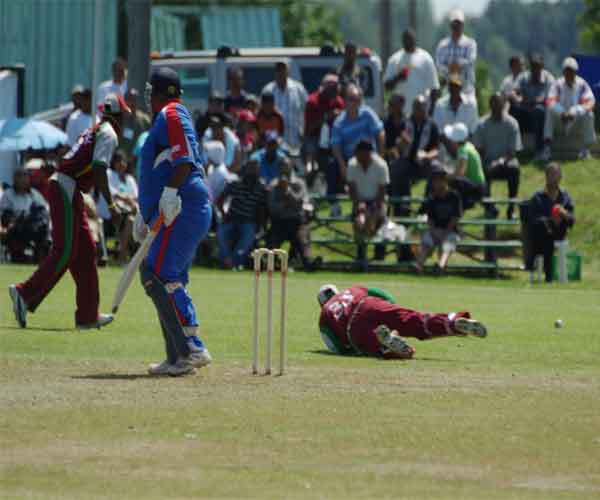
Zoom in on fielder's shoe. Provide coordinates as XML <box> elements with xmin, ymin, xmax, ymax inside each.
<box><xmin>168</xmin><ymin>358</ymin><xmax>196</xmax><ymax>377</ymax></box>
<box><xmin>148</xmin><ymin>360</ymin><xmax>173</xmax><ymax>376</ymax></box>
<box><xmin>375</xmin><ymin>324</ymin><xmax>414</xmax><ymax>359</ymax></box>
<box><xmin>453</xmin><ymin>317</ymin><xmax>488</xmax><ymax>338</ymax></box>
<box><xmin>8</xmin><ymin>284</ymin><xmax>27</xmax><ymax>328</ymax></box>
<box><xmin>76</xmin><ymin>313</ymin><xmax>114</xmax><ymax>330</ymax></box>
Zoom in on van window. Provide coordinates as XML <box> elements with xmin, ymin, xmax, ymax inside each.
<box><xmin>176</xmin><ymin>68</ymin><xmax>210</xmax><ymax>101</ymax></box>
<box><xmin>235</xmin><ymin>66</ymin><xmax>276</xmax><ymax>96</ymax></box>
<box><xmin>300</xmin><ymin>65</ymin><xmax>375</xmax><ymax>97</ymax></box>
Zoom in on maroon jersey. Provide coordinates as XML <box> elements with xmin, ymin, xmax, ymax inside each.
<box><xmin>58</xmin><ymin>122</ymin><xmax>117</xmax><ymax>192</ymax></box>
<box><xmin>319</xmin><ymin>286</ymin><xmax>369</xmax><ymax>344</ymax></box>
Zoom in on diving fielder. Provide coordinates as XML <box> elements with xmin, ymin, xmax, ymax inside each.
<box><xmin>8</xmin><ymin>94</ymin><xmax>129</xmax><ymax>329</ymax></box>
<box><xmin>317</xmin><ymin>284</ymin><xmax>487</xmax><ymax>358</ymax></box>
<box><xmin>136</xmin><ymin>67</ymin><xmax>212</xmax><ymax>377</ymax></box>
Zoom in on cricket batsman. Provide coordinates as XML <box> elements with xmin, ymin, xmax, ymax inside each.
<box><xmin>136</xmin><ymin>67</ymin><xmax>212</xmax><ymax>377</ymax></box>
<box><xmin>8</xmin><ymin>94</ymin><xmax>129</xmax><ymax>329</ymax></box>
<box><xmin>317</xmin><ymin>284</ymin><xmax>487</xmax><ymax>358</ymax></box>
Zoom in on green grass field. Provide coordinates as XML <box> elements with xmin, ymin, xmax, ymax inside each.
<box><xmin>2</xmin><ymin>263</ymin><xmax>600</xmax><ymax>499</ymax></box>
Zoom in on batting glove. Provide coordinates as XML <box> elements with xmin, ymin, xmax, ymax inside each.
<box><xmin>159</xmin><ymin>187</ymin><xmax>182</xmax><ymax>227</ymax></box>
<box><xmin>133</xmin><ymin>212</ymin><xmax>149</xmax><ymax>243</ymax></box>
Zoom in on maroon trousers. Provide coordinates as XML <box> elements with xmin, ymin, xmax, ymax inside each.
<box><xmin>348</xmin><ymin>297</ymin><xmax>468</xmax><ymax>356</ymax></box>
<box><xmin>17</xmin><ymin>180</ymin><xmax>99</xmax><ymax>325</ymax></box>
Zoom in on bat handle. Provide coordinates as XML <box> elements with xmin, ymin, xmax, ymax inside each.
<box><xmin>151</xmin><ymin>214</ymin><xmax>165</xmax><ymax>232</ymax></box>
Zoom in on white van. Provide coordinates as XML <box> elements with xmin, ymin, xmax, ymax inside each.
<box><xmin>151</xmin><ymin>45</ymin><xmax>384</xmax><ymax>118</ymax></box>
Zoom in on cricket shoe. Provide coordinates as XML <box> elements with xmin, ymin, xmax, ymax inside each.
<box><xmin>375</xmin><ymin>325</ymin><xmax>415</xmax><ymax>359</ymax></box>
<box><xmin>186</xmin><ymin>335</ymin><xmax>212</xmax><ymax>368</ymax></box>
<box><xmin>168</xmin><ymin>358</ymin><xmax>197</xmax><ymax>377</ymax></box>
<box><xmin>8</xmin><ymin>284</ymin><xmax>27</xmax><ymax>328</ymax></box>
<box><xmin>453</xmin><ymin>317</ymin><xmax>488</xmax><ymax>338</ymax></box>
<box><xmin>76</xmin><ymin>313</ymin><xmax>114</xmax><ymax>330</ymax></box>
<box><xmin>148</xmin><ymin>360</ymin><xmax>173</xmax><ymax>376</ymax></box>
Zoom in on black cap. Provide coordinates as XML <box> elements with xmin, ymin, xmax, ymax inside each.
<box><xmin>209</xmin><ymin>90</ymin><xmax>224</xmax><ymax>102</ymax></box>
<box><xmin>355</xmin><ymin>139</ymin><xmax>373</xmax><ymax>153</ymax></box>
<box><xmin>208</xmin><ymin>114</ymin><xmax>224</xmax><ymax>128</ymax></box>
<box><xmin>530</xmin><ymin>52</ymin><xmax>544</xmax><ymax>65</ymax></box>
<box><xmin>261</xmin><ymin>90</ymin><xmax>275</xmax><ymax>101</ymax></box>
<box><xmin>150</xmin><ymin>67</ymin><xmax>182</xmax><ymax>98</ymax></box>
<box><xmin>430</xmin><ymin>160</ymin><xmax>449</xmax><ymax>178</ymax></box>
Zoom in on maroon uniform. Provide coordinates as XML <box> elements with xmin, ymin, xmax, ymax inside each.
<box><xmin>319</xmin><ymin>285</ymin><xmax>469</xmax><ymax>358</ymax></box>
<box><xmin>16</xmin><ymin>121</ymin><xmax>117</xmax><ymax>325</ymax></box>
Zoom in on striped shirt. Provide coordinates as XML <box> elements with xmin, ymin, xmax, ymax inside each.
<box><xmin>223</xmin><ymin>178</ymin><xmax>268</xmax><ymax>222</ymax></box>
<box><xmin>435</xmin><ymin>35</ymin><xmax>477</xmax><ymax>95</ymax></box>
<box><xmin>262</xmin><ymin>78</ymin><xmax>308</xmax><ymax>149</ymax></box>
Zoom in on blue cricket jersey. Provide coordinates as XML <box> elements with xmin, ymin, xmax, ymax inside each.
<box><xmin>139</xmin><ymin>101</ymin><xmax>210</xmax><ymax>223</ymax></box>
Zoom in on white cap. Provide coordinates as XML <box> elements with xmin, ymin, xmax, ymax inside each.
<box><xmin>317</xmin><ymin>284</ymin><xmax>339</xmax><ymax>306</ymax></box>
<box><xmin>204</xmin><ymin>140</ymin><xmax>225</xmax><ymax>166</ymax></box>
<box><xmin>444</xmin><ymin>122</ymin><xmax>469</xmax><ymax>143</ymax></box>
<box><xmin>562</xmin><ymin>57</ymin><xmax>579</xmax><ymax>72</ymax></box>
<box><xmin>449</xmin><ymin>9</ymin><xmax>465</xmax><ymax>23</ymax></box>
<box><xmin>99</xmin><ymin>93</ymin><xmax>131</xmax><ymax>115</ymax></box>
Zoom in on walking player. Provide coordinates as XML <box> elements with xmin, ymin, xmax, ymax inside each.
<box><xmin>9</xmin><ymin>94</ymin><xmax>129</xmax><ymax>329</ymax></box>
<box><xmin>136</xmin><ymin>67</ymin><xmax>213</xmax><ymax>376</ymax></box>
<box><xmin>317</xmin><ymin>284</ymin><xmax>487</xmax><ymax>358</ymax></box>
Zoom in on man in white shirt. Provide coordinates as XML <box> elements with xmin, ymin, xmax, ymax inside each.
<box><xmin>543</xmin><ymin>57</ymin><xmax>597</xmax><ymax>160</ymax></box>
<box><xmin>262</xmin><ymin>61</ymin><xmax>308</xmax><ymax>151</ymax></box>
<box><xmin>435</xmin><ymin>9</ymin><xmax>477</xmax><ymax>99</ymax></box>
<box><xmin>97</xmin><ymin>58</ymin><xmax>128</xmax><ymax>104</ymax></box>
<box><xmin>499</xmin><ymin>56</ymin><xmax>524</xmax><ymax>107</ymax></box>
<box><xmin>347</xmin><ymin>139</ymin><xmax>390</xmax><ymax>264</ymax></box>
<box><xmin>202</xmin><ymin>115</ymin><xmax>242</xmax><ymax>173</ymax></box>
<box><xmin>384</xmin><ymin>29</ymin><xmax>440</xmax><ymax>115</ymax></box>
<box><xmin>66</xmin><ymin>88</ymin><xmax>92</xmax><ymax>146</ymax></box>
<box><xmin>433</xmin><ymin>74</ymin><xmax>479</xmax><ymax>160</ymax></box>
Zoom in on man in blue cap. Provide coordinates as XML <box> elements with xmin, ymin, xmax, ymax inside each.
<box><xmin>251</xmin><ymin>130</ymin><xmax>287</xmax><ymax>184</ymax></box>
<box><xmin>135</xmin><ymin>67</ymin><xmax>213</xmax><ymax>376</ymax></box>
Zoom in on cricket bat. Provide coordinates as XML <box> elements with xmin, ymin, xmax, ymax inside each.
<box><xmin>111</xmin><ymin>215</ymin><xmax>164</xmax><ymax>314</ymax></box>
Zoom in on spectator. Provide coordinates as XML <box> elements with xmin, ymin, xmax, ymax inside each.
<box><xmin>66</xmin><ymin>88</ymin><xmax>92</xmax><ymax>146</ymax></box>
<box><xmin>390</xmin><ymin>95</ymin><xmax>440</xmax><ymax>215</ymax></box>
<box><xmin>195</xmin><ymin>91</ymin><xmax>230</xmax><ymax>138</ymax></box>
<box><xmin>526</xmin><ymin>162</ymin><xmax>575</xmax><ymax>282</ymax></box>
<box><xmin>97</xmin><ymin>58</ymin><xmax>128</xmax><ymax>103</ymax></box>
<box><xmin>236</xmin><ymin>110</ymin><xmax>258</xmax><ymax>162</ymax></box>
<box><xmin>499</xmin><ymin>55</ymin><xmax>524</xmax><ymax>109</ymax></box>
<box><xmin>384</xmin><ymin>29</ymin><xmax>440</xmax><ymax>115</ymax></box>
<box><xmin>383</xmin><ymin>93</ymin><xmax>407</xmax><ymax>164</ymax></box>
<box><xmin>510</xmin><ymin>53</ymin><xmax>555</xmax><ymax>159</ymax></box>
<box><xmin>216</xmin><ymin>160</ymin><xmax>268</xmax><ymax>269</ymax></box>
<box><xmin>433</xmin><ymin>73</ymin><xmax>479</xmax><ymax>159</ymax></box>
<box><xmin>338</xmin><ymin>41</ymin><xmax>369</xmax><ymax>95</ymax></box>
<box><xmin>443</xmin><ymin>122</ymin><xmax>486</xmax><ymax>210</ymax></box>
<box><xmin>245</xmin><ymin>93</ymin><xmax>259</xmax><ymax>114</ymax></box>
<box><xmin>331</xmin><ymin>83</ymin><xmax>385</xmax><ymax>184</ymax></box>
<box><xmin>0</xmin><ymin>168</ymin><xmax>50</xmax><ymax>262</ymax></box>
<box><xmin>542</xmin><ymin>57</ymin><xmax>597</xmax><ymax>161</ymax></box>
<box><xmin>262</xmin><ymin>61</ymin><xmax>308</xmax><ymax>150</ymax></box>
<box><xmin>203</xmin><ymin>114</ymin><xmax>242</xmax><ymax>173</ymax></box>
<box><xmin>251</xmin><ymin>131</ymin><xmax>287</xmax><ymax>185</ymax></box>
<box><xmin>267</xmin><ymin>160</ymin><xmax>320</xmax><ymax>271</ymax></box>
<box><xmin>473</xmin><ymin>93</ymin><xmax>523</xmax><ymax>219</ymax></box>
<box><xmin>414</xmin><ymin>166</ymin><xmax>462</xmax><ymax>274</ymax></box>
<box><xmin>303</xmin><ymin>72</ymin><xmax>345</xmax><ymax>188</ymax></box>
<box><xmin>256</xmin><ymin>91</ymin><xmax>285</xmax><ymax>140</ymax></box>
<box><xmin>120</xmin><ymin>88</ymin><xmax>151</xmax><ymax>158</ymax></box>
<box><xmin>347</xmin><ymin>140</ymin><xmax>390</xmax><ymax>264</ymax></box>
<box><xmin>435</xmin><ymin>9</ymin><xmax>477</xmax><ymax>99</ymax></box>
<box><xmin>205</xmin><ymin>140</ymin><xmax>238</xmax><ymax>201</ymax></box>
<box><xmin>62</xmin><ymin>84</ymin><xmax>85</xmax><ymax>130</ymax></box>
<box><xmin>108</xmin><ymin>149</ymin><xmax>138</xmax><ymax>263</ymax></box>
<box><xmin>224</xmin><ymin>66</ymin><xmax>248</xmax><ymax>116</ymax></box>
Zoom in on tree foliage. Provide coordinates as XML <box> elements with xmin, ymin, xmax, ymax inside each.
<box><xmin>579</xmin><ymin>0</ymin><xmax>600</xmax><ymax>51</ymax></box>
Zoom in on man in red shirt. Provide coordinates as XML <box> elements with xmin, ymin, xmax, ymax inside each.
<box><xmin>9</xmin><ymin>94</ymin><xmax>130</xmax><ymax>329</ymax></box>
<box><xmin>318</xmin><ymin>284</ymin><xmax>487</xmax><ymax>358</ymax></box>
<box><xmin>304</xmin><ymin>72</ymin><xmax>345</xmax><ymax>187</ymax></box>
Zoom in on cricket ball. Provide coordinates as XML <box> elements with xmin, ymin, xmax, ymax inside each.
<box><xmin>555</xmin><ymin>319</ymin><xmax>564</xmax><ymax>329</ymax></box>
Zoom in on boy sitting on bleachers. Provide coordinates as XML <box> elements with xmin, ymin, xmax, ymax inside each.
<box><xmin>414</xmin><ymin>166</ymin><xmax>462</xmax><ymax>274</ymax></box>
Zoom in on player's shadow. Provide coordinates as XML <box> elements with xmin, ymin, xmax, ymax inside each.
<box><xmin>72</xmin><ymin>373</ymin><xmax>155</xmax><ymax>381</ymax></box>
<box><xmin>1</xmin><ymin>325</ymin><xmax>69</xmax><ymax>332</ymax></box>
